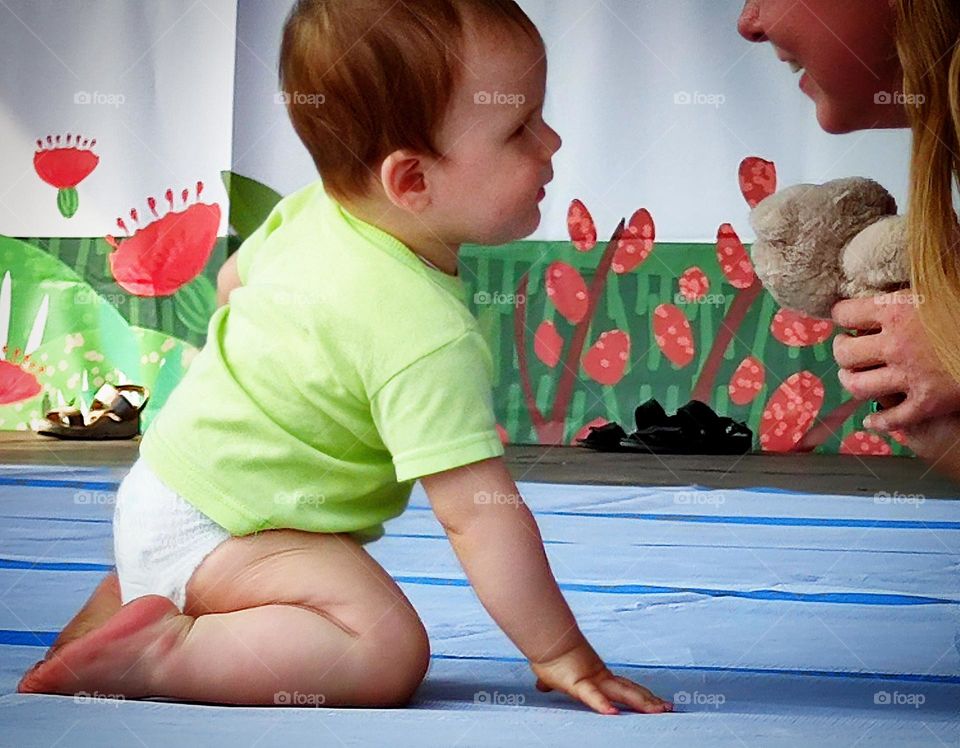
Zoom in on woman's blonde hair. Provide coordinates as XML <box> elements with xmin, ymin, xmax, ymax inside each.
<box><xmin>895</xmin><ymin>0</ymin><xmax>960</xmax><ymax>381</ymax></box>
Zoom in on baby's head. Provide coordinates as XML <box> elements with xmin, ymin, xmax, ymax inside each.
<box><xmin>280</xmin><ymin>0</ymin><xmax>561</xmax><ymax>247</ymax></box>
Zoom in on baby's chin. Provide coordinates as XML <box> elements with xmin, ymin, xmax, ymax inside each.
<box><xmin>468</xmin><ymin>210</ymin><xmax>542</xmax><ymax>246</ymax></box>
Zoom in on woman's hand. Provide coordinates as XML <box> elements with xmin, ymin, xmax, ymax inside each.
<box><xmin>832</xmin><ymin>292</ymin><xmax>960</xmax><ymax>431</ymax></box>
<box><xmin>896</xmin><ymin>414</ymin><xmax>960</xmax><ymax>480</ymax></box>
<box><xmin>530</xmin><ymin>640</ymin><xmax>673</xmax><ymax>715</ymax></box>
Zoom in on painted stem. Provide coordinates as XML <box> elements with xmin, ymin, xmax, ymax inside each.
<box><xmin>690</xmin><ymin>279</ymin><xmax>763</xmax><ymax>403</ymax></box>
<box><xmin>514</xmin><ymin>220</ymin><xmax>626</xmax><ymax>444</ymax></box>
<box><xmin>514</xmin><ymin>274</ymin><xmax>547</xmax><ymax>436</ymax></box>
<box><xmin>797</xmin><ymin>398</ymin><xmax>863</xmax><ymax>452</ymax></box>
<box><xmin>549</xmin><ymin>221</ymin><xmax>626</xmax><ymax>427</ymax></box>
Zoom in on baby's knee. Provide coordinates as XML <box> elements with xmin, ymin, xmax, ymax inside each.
<box><xmin>358</xmin><ymin>613</ymin><xmax>430</xmax><ymax>706</ymax></box>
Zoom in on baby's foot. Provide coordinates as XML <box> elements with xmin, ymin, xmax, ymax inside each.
<box><xmin>17</xmin><ymin>594</ymin><xmax>188</xmax><ymax>699</ymax></box>
<box><xmin>46</xmin><ymin>572</ymin><xmax>123</xmax><ymax>658</ymax></box>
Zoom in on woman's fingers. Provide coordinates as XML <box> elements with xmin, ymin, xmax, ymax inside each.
<box><xmin>833</xmin><ymin>332</ymin><xmax>886</xmax><ymax>370</ymax></box>
<box><xmin>838</xmin><ymin>366</ymin><xmax>905</xmax><ymax>401</ymax></box>
<box><xmin>864</xmin><ymin>399</ymin><xmax>922</xmax><ymax>433</ymax></box>
<box><xmin>832</xmin><ymin>296</ymin><xmax>884</xmax><ymax>330</ymax></box>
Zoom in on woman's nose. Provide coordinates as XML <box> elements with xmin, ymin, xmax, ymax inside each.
<box><xmin>737</xmin><ymin>0</ymin><xmax>768</xmax><ymax>43</ymax></box>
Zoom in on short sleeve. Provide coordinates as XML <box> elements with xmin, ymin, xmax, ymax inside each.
<box><xmin>370</xmin><ymin>330</ymin><xmax>505</xmax><ymax>481</ymax></box>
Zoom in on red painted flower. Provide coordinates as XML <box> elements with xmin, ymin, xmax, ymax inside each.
<box><xmin>653</xmin><ymin>304</ymin><xmax>695</xmax><ymax>367</ymax></box>
<box><xmin>716</xmin><ymin>224</ymin><xmax>756</xmax><ymax>289</ymax></box>
<box><xmin>739</xmin><ymin>157</ymin><xmax>777</xmax><ymax>208</ymax></box>
<box><xmin>567</xmin><ymin>200</ymin><xmax>597</xmax><ymax>252</ymax></box>
<box><xmin>612</xmin><ymin>208</ymin><xmax>655</xmax><ymax>274</ymax></box>
<box><xmin>840</xmin><ymin>431</ymin><xmax>893</xmax><ymax>456</ymax></box>
<box><xmin>534</xmin><ymin>321</ymin><xmax>564</xmax><ymax>368</ymax></box>
<box><xmin>107</xmin><ymin>183</ymin><xmax>221</xmax><ymax>297</ymax></box>
<box><xmin>729</xmin><ymin>356</ymin><xmax>765</xmax><ymax>406</ymax></box>
<box><xmin>0</xmin><ymin>358</ymin><xmax>42</xmax><ymax>405</ymax></box>
<box><xmin>679</xmin><ymin>267</ymin><xmax>710</xmax><ymax>302</ymax></box>
<box><xmin>760</xmin><ymin>371</ymin><xmax>825</xmax><ymax>452</ymax></box>
<box><xmin>33</xmin><ymin>134</ymin><xmax>100</xmax><ymax>218</ymax></box>
<box><xmin>770</xmin><ymin>309</ymin><xmax>834</xmax><ymax>347</ymax></box>
<box><xmin>582</xmin><ymin>330</ymin><xmax>630</xmax><ymax>385</ymax></box>
<box><xmin>545</xmin><ymin>262</ymin><xmax>589</xmax><ymax>324</ymax></box>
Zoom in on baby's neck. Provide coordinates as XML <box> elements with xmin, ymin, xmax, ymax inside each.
<box><xmin>337</xmin><ymin>194</ymin><xmax>460</xmax><ymax>276</ymax></box>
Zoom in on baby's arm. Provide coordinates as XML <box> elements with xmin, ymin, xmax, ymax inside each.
<box><xmin>421</xmin><ymin>457</ymin><xmax>671</xmax><ymax>715</ymax></box>
<box><xmin>216</xmin><ymin>252</ymin><xmax>243</xmax><ymax>307</ymax></box>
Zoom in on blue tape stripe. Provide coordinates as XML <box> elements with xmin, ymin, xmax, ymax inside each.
<box><xmin>0</xmin><ymin>630</ymin><xmax>56</xmax><ymax>646</ymax></box>
<box><xmin>0</xmin><ymin>476</ymin><xmax>117</xmax><ymax>490</ymax></box>
<box><xmin>7</xmin><ymin>503</ymin><xmax>960</xmax><ymax>532</ymax></box>
<box><xmin>2</xmin><ymin>562</ymin><xmax>955</xmax><ymax>605</ymax></box>
<box><xmin>0</xmin><ymin>559</ymin><xmax>115</xmax><ymax>572</ymax></box>
<box><xmin>392</xmin><ymin>575</ymin><xmax>957</xmax><ymax>606</ymax></box>
<box><xmin>0</xmin><ymin>516</ymin><xmax>111</xmax><ymax>524</ymax></box>
<box><xmin>430</xmin><ymin>653</ymin><xmax>960</xmax><ymax>685</ymax></box>
<box><xmin>406</xmin><ymin>505</ymin><xmax>960</xmax><ymax>530</ymax></box>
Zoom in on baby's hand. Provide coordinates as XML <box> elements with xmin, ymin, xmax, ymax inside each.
<box><xmin>530</xmin><ymin>641</ymin><xmax>673</xmax><ymax>715</ymax></box>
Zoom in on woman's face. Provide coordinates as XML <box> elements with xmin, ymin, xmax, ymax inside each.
<box><xmin>738</xmin><ymin>0</ymin><xmax>907</xmax><ymax>133</ymax></box>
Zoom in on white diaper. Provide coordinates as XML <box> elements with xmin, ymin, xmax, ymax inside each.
<box><xmin>113</xmin><ymin>456</ymin><xmax>232</xmax><ymax>612</ymax></box>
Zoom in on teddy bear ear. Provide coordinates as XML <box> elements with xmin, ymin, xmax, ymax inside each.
<box><xmin>824</xmin><ymin>177</ymin><xmax>898</xmax><ymax>218</ymax></box>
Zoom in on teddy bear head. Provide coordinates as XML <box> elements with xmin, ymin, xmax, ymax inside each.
<box><xmin>749</xmin><ymin>177</ymin><xmax>899</xmax><ymax>319</ymax></box>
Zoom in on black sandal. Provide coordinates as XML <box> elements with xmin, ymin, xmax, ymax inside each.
<box><xmin>38</xmin><ymin>384</ymin><xmax>149</xmax><ymax>440</ymax></box>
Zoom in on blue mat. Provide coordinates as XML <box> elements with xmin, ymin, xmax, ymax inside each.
<box><xmin>1</xmin><ymin>465</ymin><xmax>958</xmax><ymax>746</ymax></box>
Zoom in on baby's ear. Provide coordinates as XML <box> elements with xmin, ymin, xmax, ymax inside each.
<box><xmin>380</xmin><ymin>150</ymin><xmax>431</xmax><ymax>213</ymax></box>
<box><xmin>822</xmin><ymin>177</ymin><xmax>898</xmax><ymax>230</ymax></box>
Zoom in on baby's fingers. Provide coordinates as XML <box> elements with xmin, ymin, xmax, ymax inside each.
<box><xmin>606</xmin><ymin>676</ymin><xmax>673</xmax><ymax>714</ymax></box>
<box><xmin>573</xmin><ymin>680</ymin><xmax>619</xmax><ymax>715</ymax></box>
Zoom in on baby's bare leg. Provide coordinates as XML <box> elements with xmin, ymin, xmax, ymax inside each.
<box><xmin>19</xmin><ymin>530</ymin><xmax>430</xmax><ymax>706</ymax></box>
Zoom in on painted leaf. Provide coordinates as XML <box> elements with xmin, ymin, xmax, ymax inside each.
<box><xmin>679</xmin><ymin>266</ymin><xmax>710</xmax><ymax>302</ymax></box>
<box><xmin>729</xmin><ymin>356</ymin><xmax>765</xmax><ymax>406</ymax></box>
<box><xmin>567</xmin><ymin>199</ymin><xmax>597</xmax><ymax>252</ymax></box>
<box><xmin>739</xmin><ymin>156</ymin><xmax>777</xmax><ymax>208</ymax></box>
<box><xmin>612</xmin><ymin>208</ymin><xmax>655</xmax><ymax>274</ymax></box>
<box><xmin>545</xmin><ymin>262</ymin><xmax>589</xmax><ymax>324</ymax></box>
<box><xmin>653</xmin><ymin>305</ymin><xmax>695</xmax><ymax>367</ymax></box>
<box><xmin>572</xmin><ymin>417</ymin><xmax>610</xmax><ymax>445</ymax></box>
<box><xmin>534</xmin><ymin>320</ymin><xmax>564</xmax><ymax>368</ymax></box>
<box><xmin>840</xmin><ymin>431</ymin><xmax>893</xmax><ymax>456</ymax></box>
<box><xmin>716</xmin><ymin>224</ymin><xmax>756</xmax><ymax>289</ymax></box>
<box><xmin>770</xmin><ymin>309</ymin><xmax>835</xmax><ymax>347</ymax></box>
<box><xmin>582</xmin><ymin>330</ymin><xmax>630</xmax><ymax>385</ymax></box>
<box><xmin>760</xmin><ymin>371</ymin><xmax>826</xmax><ymax>452</ymax></box>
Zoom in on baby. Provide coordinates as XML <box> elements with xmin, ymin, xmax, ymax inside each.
<box><xmin>19</xmin><ymin>0</ymin><xmax>671</xmax><ymax>715</ymax></box>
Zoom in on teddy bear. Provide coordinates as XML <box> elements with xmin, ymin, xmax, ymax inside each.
<box><xmin>748</xmin><ymin>177</ymin><xmax>910</xmax><ymax>320</ymax></box>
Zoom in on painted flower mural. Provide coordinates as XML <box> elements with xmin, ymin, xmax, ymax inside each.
<box><xmin>106</xmin><ymin>182</ymin><xmax>221</xmax><ymax>333</ymax></box>
<box><xmin>33</xmin><ymin>134</ymin><xmax>100</xmax><ymax>218</ymax></box>
<box><xmin>498</xmin><ymin>156</ymin><xmax>896</xmax><ymax>454</ymax></box>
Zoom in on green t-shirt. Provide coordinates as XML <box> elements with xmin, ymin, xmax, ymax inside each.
<box><xmin>140</xmin><ymin>180</ymin><xmax>504</xmax><ymax>543</ymax></box>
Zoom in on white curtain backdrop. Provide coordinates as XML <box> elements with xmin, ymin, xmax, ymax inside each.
<box><xmin>0</xmin><ymin>0</ymin><xmax>911</xmax><ymax>244</ymax></box>
<box><xmin>0</xmin><ymin>0</ymin><xmax>236</xmax><ymax>238</ymax></box>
